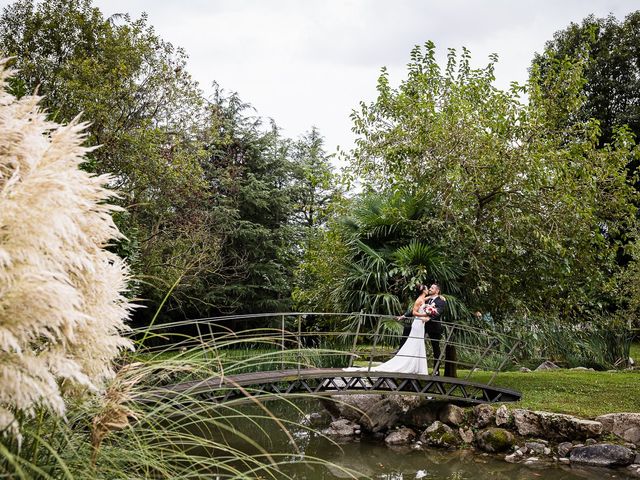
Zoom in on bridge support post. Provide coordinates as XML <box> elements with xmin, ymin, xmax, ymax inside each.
<box><xmin>487</xmin><ymin>340</ymin><xmax>521</xmax><ymax>385</ymax></box>
<box><xmin>464</xmin><ymin>338</ymin><xmax>497</xmax><ymax>381</ymax></box>
<box><xmin>281</xmin><ymin>315</ymin><xmax>285</xmax><ymax>370</ymax></box>
<box><xmin>296</xmin><ymin>315</ymin><xmax>302</xmax><ymax>377</ymax></box>
<box><xmin>368</xmin><ymin>316</ymin><xmax>382</xmax><ymax>372</ymax></box>
<box><xmin>348</xmin><ymin>312</ymin><xmax>363</xmax><ymax>368</ymax></box>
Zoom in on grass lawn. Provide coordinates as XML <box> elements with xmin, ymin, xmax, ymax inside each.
<box><xmin>471</xmin><ymin>369</ymin><xmax>640</xmax><ymax>418</ymax></box>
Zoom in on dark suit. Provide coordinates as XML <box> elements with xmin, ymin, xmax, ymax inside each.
<box><xmin>400</xmin><ymin>296</ymin><xmax>450</xmax><ymax>375</ymax></box>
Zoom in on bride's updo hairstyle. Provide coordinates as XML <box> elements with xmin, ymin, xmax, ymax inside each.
<box><xmin>414</xmin><ymin>284</ymin><xmax>427</xmax><ymax>296</ymax></box>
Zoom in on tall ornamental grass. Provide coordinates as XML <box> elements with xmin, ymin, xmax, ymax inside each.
<box><xmin>0</xmin><ymin>61</ymin><xmax>358</xmax><ymax>479</ymax></box>
<box><xmin>0</xmin><ymin>59</ymin><xmax>133</xmax><ymax>440</ymax></box>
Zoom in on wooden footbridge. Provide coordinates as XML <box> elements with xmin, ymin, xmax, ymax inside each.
<box><xmin>133</xmin><ymin>313</ymin><xmax>522</xmax><ymax>405</ymax></box>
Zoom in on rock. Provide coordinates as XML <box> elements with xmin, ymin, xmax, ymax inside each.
<box><xmin>559</xmin><ymin>457</ymin><xmax>570</xmax><ymax>464</ymax></box>
<box><xmin>512</xmin><ymin>409</ymin><xmax>602</xmax><ymax>440</ymax></box>
<box><xmin>525</xmin><ymin>441</ymin><xmax>547</xmax><ymax>454</ymax></box>
<box><xmin>570</xmin><ymin>366</ymin><xmax>595</xmax><ymax>371</ymax></box>
<box><xmin>439</xmin><ymin>404</ymin><xmax>465</xmax><ymax>426</ymax></box>
<box><xmin>544</xmin><ymin>447</ymin><xmax>551</xmax><ymax>455</ymax></box>
<box><xmin>419</xmin><ymin>421</ymin><xmax>459</xmax><ymax>448</ymax></box>
<box><xmin>519</xmin><ymin>367</ymin><xmax>531</xmax><ymax>373</ymax></box>
<box><xmin>384</xmin><ymin>427</ymin><xmax>416</xmax><ymax>445</ymax></box>
<box><xmin>459</xmin><ymin>427</ymin><xmax>474</xmax><ymax>444</ymax></box>
<box><xmin>504</xmin><ymin>452</ymin><xmax>519</xmax><ymax>463</ymax></box>
<box><xmin>585</xmin><ymin>438</ymin><xmax>597</xmax><ymax>445</ymax></box>
<box><xmin>495</xmin><ymin>405</ymin><xmax>511</xmax><ymax>426</ymax></box>
<box><xmin>535</xmin><ymin>360</ymin><xmax>560</xmax><ymax>371</ymax></box>
<box><xmin>557</xmin><ymin>441</ymin><xmax>574</xmax><ymax>457</ymax></box>
<box><xmin>570</xmin><ymin>444</ymin><xmax>636</xmax><ymax>467</ymax></box>
<box><xmin>596</xmin><ymin>413</ymin><xmax>640</xmax><ymax>445</ymax></box>
<box><xmin>324</xmin><ymin>394</ymin><xmax>415</xmax><ymax>432</ymax></box>
<box><xmin>323</xmin><ymin>419</ymin><xmax>361</xmax><ymax>437</ymax></box>
<box><xmin>473</xmin><ymin>404</ymin><xmax>495</xmax><ymax>428</ymax></box>
<box><xmin>301</xmin><ymin>411</ymin><xmax>330</xmax><ymax>427</ymax></box>
<box><xmin>475</xmin><ymin>428</ymin><xmax>516</xmax><ymax>453</ymax></box>
<box><xmin>524</xmin><ymin>457</ymin><xmax>540</xmax><ymax>464</ymax></box>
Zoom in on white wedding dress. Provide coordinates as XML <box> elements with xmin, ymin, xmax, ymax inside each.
<box><xmin>343</xmin><ymin>317</ymin><xmax>429</xmax><ymax>375</ymax></box>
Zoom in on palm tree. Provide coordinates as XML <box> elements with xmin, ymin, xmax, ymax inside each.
<box><xmin>333</xmin><ymin>191</ymin><xmax>466</xmax><ymax>332</ymax></box>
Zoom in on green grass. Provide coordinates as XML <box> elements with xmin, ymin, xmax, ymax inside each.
<box><xmin>473</xmin><ymin>369</ymin><xmax>640</xmax><ymax>418</ymax></box>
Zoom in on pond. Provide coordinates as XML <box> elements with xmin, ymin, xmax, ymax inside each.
<box><xmin>195</xmin><ymin>398</ymin><xmax>636</xmax><ymax>480</ymax></box>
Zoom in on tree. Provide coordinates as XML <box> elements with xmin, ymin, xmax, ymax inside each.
<box><xmin>532</xmin><ymin>12</ymin><xmax>640</xmax><ymax>146</ymax></box>
<box><xmin>0</xmin><ymin>0</ymin><xmax>220</xmax><ymax>322</ymax></box>
<box><xmin>295</xmin><ymin>189</ymin><xmax>463</xmax><ymax>326</ymax></box>
<box><xmin>343</xmin><ymin>42</ymin><xmax>637</xmax><ymax>322</ymax></box>
<box><xmin>288</xmin><ymin>127</ymin><xmax>338</xmax><ymax>231</ymax></box>
<box><xmin>198</xmin><ymin>86</ymin><xmax>297</xmax><ymax>313</ymax></box>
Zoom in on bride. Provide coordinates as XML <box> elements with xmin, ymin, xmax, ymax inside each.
<box><xmin>343</xmin><ymin>285</ymin><xmax>434</xmax><ymax>375</ymax></box>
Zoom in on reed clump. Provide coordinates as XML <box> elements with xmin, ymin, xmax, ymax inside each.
<box><xmin>0</xmin><ymin>59</ymin><xmax>133</xmax><ymax>440</ymax></box>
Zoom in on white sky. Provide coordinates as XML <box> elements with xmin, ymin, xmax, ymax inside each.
<box><xmin>7</xmin><ymin>0</ymin><xmax>640</xmax><ymax>154</ymax></box>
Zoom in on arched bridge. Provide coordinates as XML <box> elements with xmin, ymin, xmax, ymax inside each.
<box><xmin>133</xmin><ymin>312</ymin><xmax>522</xmax><ymax>405</ymax></box>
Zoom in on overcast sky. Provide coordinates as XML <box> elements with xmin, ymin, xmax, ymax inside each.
<box><xmin>13</xmin><ymin>1</ymin><xmax>640</xmax><ymax>154</ymax></box>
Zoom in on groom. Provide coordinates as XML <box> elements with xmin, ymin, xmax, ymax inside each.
<box><xmin>398</xmin><ymin>283</ymin><xmax>447</xmax><ymax>376</ymax></box>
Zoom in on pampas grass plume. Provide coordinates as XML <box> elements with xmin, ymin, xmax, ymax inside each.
<box><xmin>0</xmin><ymin>59</ymin><xmax>133</xmax><ymax>439</ymax></box>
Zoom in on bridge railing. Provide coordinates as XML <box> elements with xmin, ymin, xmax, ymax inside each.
<box><xmin>129</xmin><ymin>312</ymin><xmax>521</xmax><ymax>386</ymax></box>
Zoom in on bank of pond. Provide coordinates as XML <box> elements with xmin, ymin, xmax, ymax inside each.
<box><xmin>203</xmin><ymin>395</ymin><xmax>639</xmax><ymax>479</ymax></box>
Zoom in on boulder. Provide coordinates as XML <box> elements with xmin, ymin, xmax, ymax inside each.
<box><xmin>525</xmin><ymin>441</ymin><xmax>547</xmax><ymax>454</ymax></box>
<box><xmin>570</xmin><ymin>444</ymin><xmax>636</xmax><ymax>467</ymax></box>
<box><xmin>512</xmin><ymin>409</ymin><xmax>602</xmax><ymax>440</ymax></box>
<box><xmin>384</xmin><ymin>427</ymin><xmax>416</xmax><ymax>445</ymax></box>
<box><xmin>495</xmin><ymin>405</ymin><xmax>511</xmax><ymax>426</ymax></box>
<box><xmin>323</xmin><ymin>419</ymin><xmax>361</xmax><ymax>437</ymax></box>
<box><xmin>301</xmin><ymin>411</ymin><xmax>330</xmax><ymax>427</ymax></box>
<box><xmin>557</xmin><ymin>441</ymin><xmax>574</xmax><ymax>458</ymax></box>
<box><xmin>595</xmin><ymin>413</ymin><xmax>640</xmax><ymax>445</ymax></box>
<box><xmin>458</xmin><ymin>427</ymin><xmax>474</xmax><ymax>444</ymax></box>
<box><xmin>535</xmin><ymin>360</ymin><xmax>559</xmax><ymax>371</ymax></box>
<box><xmin>324</xmin><ymin>394</ymin><xmax>404</xmax><ymax>432</ymax></box>
<box><xmin>519</xmin><ymin>367</ymin><xmax>532</xmax><ymax>373</ymax></box>
<box><xmin>439</xmin><ymin>404</ymin><xmax>465</xmax><ymax>426</ymax></box>
<box><xmin>475</xmin><ymin>428</ymin><xmax>516</xmax><ymax>453</ymax></box>
<box><xmin>401</xmin><ymin>401</ymin><xmax>441</xmax><ymax>428</ymax></box>
<box><xmin>419</xmin><ymin>421</ymin><xmax>459</xmax><ymax>448</ymax></box>
<box><xmin>473</xmin><ymin>404</ymin><xmax>495</xmax><ymax>428</ymax></box>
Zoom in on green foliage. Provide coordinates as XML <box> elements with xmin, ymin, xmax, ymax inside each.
<box><xmin>288</xmin><ymin>127</ymin><xmax>340</xmax><ymax>231</ymax></box>
<box><xmin>532</xmin><ymin>11</ymin><xmax>640</xmax><ymax>146</ymax></box>
<box><xmin>198</xmin><ymin>87</ymin><xmax>298</xmax><ymax>314</ymax></box>
<box><xmin>0</xmin><ymin>0</ymin><xmax>219</xmax><ymax>319</ymax></box>
<box><xmin>0</xmin><ymin>0</ymin><xmax>337</xmax><ymax>320</ymax></box>
<box><xmin>491</xmin><ymin>315</ymin><xmax>633</xmax><ymax>370</ymax></box>
<box><xmin>296</xmin><ymin>188</ymin><xmax>464</xmax><ymax>334</ymax></box>
<box><xmin>345</xmin><ymin>41</ymin><xmax>637</xmax><ymax>321</ymax></box>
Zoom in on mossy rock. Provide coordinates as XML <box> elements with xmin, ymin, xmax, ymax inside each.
<box><xmin>419</xmin><ymin>421</ymin><xmax>460</xmax><ymax>448</ymax></box>
<box><xmin>476</xmin><ymin>427</ymin><xmax>515</xmax><ymax>453</ymax></box>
